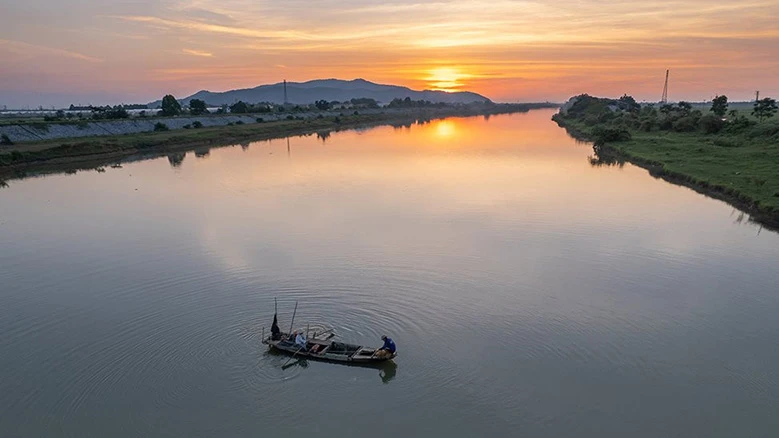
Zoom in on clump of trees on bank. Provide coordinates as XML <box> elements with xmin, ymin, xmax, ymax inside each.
<box><xmin>387</xmin><ymin>97</ymin><xmax>450</xmax><ymax>108</ymax></box>
<box><xmin>555</xmin><ymin>94</ymin><xmax>778</xmax><ymax>146</ymax></box>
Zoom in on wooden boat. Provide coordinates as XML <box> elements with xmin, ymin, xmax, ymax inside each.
<box><xmin>263</xmin><ymin>332</ymin><xmax>397</xmax><ymax>364</ymax></box>
<box><xmin>263</xmin><ymin>300</ymin><xmax>396</xmax><ymax>365</ymax></box>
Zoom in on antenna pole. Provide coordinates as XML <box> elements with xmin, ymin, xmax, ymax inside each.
<box><xmin>661</xmin><ymin>69</ymin><xmax>669</xmax><ymax>104</ymax></box>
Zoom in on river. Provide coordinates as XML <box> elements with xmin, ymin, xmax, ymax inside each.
<box><xmin>1</xmin><ymin>109</ymin><xmax>778</xmax><ymax>437</ymax></box>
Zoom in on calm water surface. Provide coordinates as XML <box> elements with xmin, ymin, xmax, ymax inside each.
<box><xmin>1</xmin><ymin>110</ymin><xmax>778</xmax><ymax>437</ymax></box>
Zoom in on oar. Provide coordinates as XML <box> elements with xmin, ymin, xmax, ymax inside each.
<box><xmin>312</xmin><ymin>328</ymin><xmax>334</xmax><ymax>339</ymax></box>
<box><xmin>282</xmin><ymin>346</ymin><xmax>305</xmax><ymax>369</ymax></box>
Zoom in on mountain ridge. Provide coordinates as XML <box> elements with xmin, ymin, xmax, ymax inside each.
<box><xmin>149</xmin><ymin>78</ymin><xmax>491</xmax><ymax>107</ymax></box>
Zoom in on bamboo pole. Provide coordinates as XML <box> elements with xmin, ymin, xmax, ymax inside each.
<box><xmin>287</xmin><ymin>301</ymin><xmax>298</xmax><ymax>336</ymax></box>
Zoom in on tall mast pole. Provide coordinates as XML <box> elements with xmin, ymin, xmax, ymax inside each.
<box><xmin>661</xmin><ymin>69</ymin><xmax>669</xmax><ymax>104</ymax></box>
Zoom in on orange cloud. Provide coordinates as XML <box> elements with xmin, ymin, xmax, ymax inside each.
<box><xmin>1</xmin><ymin>0</ymin><xmax>778</xmax><ymax>106</ymax></box>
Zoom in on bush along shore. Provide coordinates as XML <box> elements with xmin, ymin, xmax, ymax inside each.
<box><xmin>552</xmin><ymin>94</ymin><xmax>779</xmax><ymax>229</ymax></box>
<box><xmin>0</xmin><ymin>103</ymin><xmax>555</xmax><ymax>173</ymax></box>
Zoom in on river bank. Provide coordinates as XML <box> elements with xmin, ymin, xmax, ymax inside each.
<box><xmin>552</xmin><ymin>95</ymin><xmax>779</xmax><ymax>229</ymax></box>
<box><xmin>0</xmin><ymin>104</ymin><xmax>552</xmax><ymax>175</ymax></box>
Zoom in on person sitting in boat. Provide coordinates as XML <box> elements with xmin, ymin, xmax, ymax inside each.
<box><xmin>376</xmin><ymin>335</ymin><xmax>396</xmax><ymax>358</ymax></box>
<box><xmin>294</xmin><ymin>331</ymin><xmax>308</xmax><ymax>351</ymax></box>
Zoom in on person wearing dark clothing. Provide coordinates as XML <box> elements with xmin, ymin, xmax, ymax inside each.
<box><xmin>271</xmin><ymin>313</ymin><xmax>281</xmax><ymax>340</ymax></box>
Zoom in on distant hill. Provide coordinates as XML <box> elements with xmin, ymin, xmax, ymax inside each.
<box><xmin>149</xmin><ymin>78</ymin><xmax>491</xmax><ymax>108</ymax></box>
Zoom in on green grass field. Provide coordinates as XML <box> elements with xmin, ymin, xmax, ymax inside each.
<box><xmin>607</xmin><ymin>129</ymin><xmax>779</xmax><ymax>212</ymax></box>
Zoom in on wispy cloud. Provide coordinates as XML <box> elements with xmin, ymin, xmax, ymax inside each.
<box><xmin>0</xmin><ymin>39</ymin><xmax>103</xmax><ymax>63</ymax></box>
<box><xmin>3</xmin><ymin>0</ymin><xmax>779</xmax><ymax>105</ymax></box>
<box><xmin>183</xmin><ymin>48</ymin><xmax>213</xmax><ymax>57</ymax></box>
<box><xmin>115</xmin><ymin>16</ymin><xmax>315</xmax><ymax>41</ymax></box>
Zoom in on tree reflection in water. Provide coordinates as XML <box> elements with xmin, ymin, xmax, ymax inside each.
<box><xmin>588</xmin><ymin>144</ymin><xmax>625</xmax><ymax>168</ymax></box>
<box><xmin>167</xmin><ymin>153</ymin><xmax>186</xmax><ymax>168</ymax></box>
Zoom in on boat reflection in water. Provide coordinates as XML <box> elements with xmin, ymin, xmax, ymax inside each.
<box><xmin>379</xmin><ymin>362</ymin><xmax>397</xmax><ymax>384</ymax></box>
<box><xmin>266</xmin><ymin>347</ymin><xmax>398</xmax><ymax>384</ymax></box>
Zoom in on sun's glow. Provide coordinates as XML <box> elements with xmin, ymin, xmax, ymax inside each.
<box><xmin>434</xmin><ymin>120</ymin><xmax>457</xmax><ymax>139</ymax></box>
<box><xmin>425</xmin><ymin>67</ymin><xmax>471</xmax><ymax>91</ymax></box>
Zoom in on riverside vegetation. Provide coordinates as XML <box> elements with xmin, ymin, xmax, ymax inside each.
<box><xmin>553</xmin><ymin>94</ymin><xmax>779</xmax><ymax>227</ymax></box>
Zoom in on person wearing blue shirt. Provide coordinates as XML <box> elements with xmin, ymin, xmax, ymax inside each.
<box><xmin>376</xmin><ymin>335</ymin><xmax>396</xmax><ymax>358</ymax></box>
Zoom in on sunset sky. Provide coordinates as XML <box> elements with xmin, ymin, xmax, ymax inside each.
<box><xmin>1</xmin><ymin>0</ymin><xmax>778</xmax><ymax>107</ymax></box>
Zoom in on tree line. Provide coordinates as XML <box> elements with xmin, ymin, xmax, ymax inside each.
<box><xmin>556</xmin><ymin>93</ymin><xmax>778</xmax><ymax>145</ymax></box>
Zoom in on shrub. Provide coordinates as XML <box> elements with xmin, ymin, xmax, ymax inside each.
<box><xmin>153</xmin><ymin>122</ymin><xmax>169</xmax><ymax>132</ymax></box>
<box><xmin>76</xmin><ymin>120</ymin><xmax>89</xmax><ymax>129</ymax></box>
<box><xmin>160</xmin><ymin>94</ymin><xmax>182</xmax><ymax>116</ymax></box>
<box><xmin>286</xmin><ymin>115</ymin><xmax>295</xmax><ymax>120</ymax></box>
<box><xmin>183</xmin><ymin>124</ymin><xmax>192</xmax><ymax>129</ymax></box>
<box><xmin>1</xmin><ymin>134</ymin><xmax>13</xmax><ymax>145</ymax></box>
<box><xmin>11</xmin><ymin>150</ymin><xmax>23</xmax><ymax>161</ymax></box>
<box><xmin>638</xmin><ymin>120</ymin><xmax>654</xmax><ymax>132</ymax></box>
<box><xmin>698</xmin><ymin>114</ymin><xmax>725</xmax><ymax>134</ymax></box>
<box><xmin>597</xmin><ymin>111</ymin><xmax>615</xmax><ymax>123</ymax></box>
<box><xmin>672</xmin><ymin>116</ymin><xmax>697</xmax><ymax>132</ymax></box>
<box><xmin>192</xmin><ymin>121</ymin><xmax>203</xmax><ymax>128</ymax></box>
<box><xmin>747</xmin><ymin>122</ymin><xmax>779</xmax><ymax>139</ymax></box>
<box><xmin>582</xmin><ymin>114</ymin><xmax>599</xmax><ymax>126</ymax></box>
<box><xmin>723</xmin><ymin>116</ymin><xmax>755</xmax><ymax>134</ymax></box>
<box><xmin>334</xmin><ymin>116</ymin><xmax>341</xmax><ymax>123</ymax></box>
<box><xmin>658</xmin><ymin>117</ymin><xmax>674</xmax><ymax>131</ymax></box>
<box><xmin>591</xmin><ymin>126</ymin><xmax>631</xmax><ymax>144</ymax></box>
<box><xmin>353</xmin><ymin>111</ymin><xmax>359</xmax><ymax>115</ymax></box>
<box><xmin>230</xmin><ymin>101</ymin><xmax>249</xmax><ymax>114</ymax></box>
<box><xmin>105</xmin><ymin>107</ymin><xmax>129</xmax><ymax>119</ymax></box>
<box><xmin>235</xmin><ymin>120</ymin><xmax>244</xmax><ymax>125</ymax></box>
<box><xmin>256</xmin><ymin>118</ymin><xmax>264</xmax><ymax>123</ymax></box>
<box><xmin>189</xmin><ymin>99</ymin><xmax>208</xmax><ymax>116</ymax></box>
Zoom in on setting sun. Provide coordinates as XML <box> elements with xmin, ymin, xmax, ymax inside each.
<box><xmin>425</xmin><ymin>67</ymin><xmax>471</xmax><ymax>92</ymax></box>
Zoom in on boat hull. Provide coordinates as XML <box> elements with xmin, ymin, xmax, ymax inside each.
<box><xmin>263</xmin><ymin>334</ymin><xmax>396</xmax><ymax>364</ymax></box>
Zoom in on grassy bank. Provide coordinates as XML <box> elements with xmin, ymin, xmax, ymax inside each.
<box><xmin>553</xmin><ymin>95</ymin><xmax>779</xmax><ymax>228</ymax></box>
<box><xmin>0</xmin><ymin>104</ymin><xmax>554</xmax><ymax>179</ymax></box>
